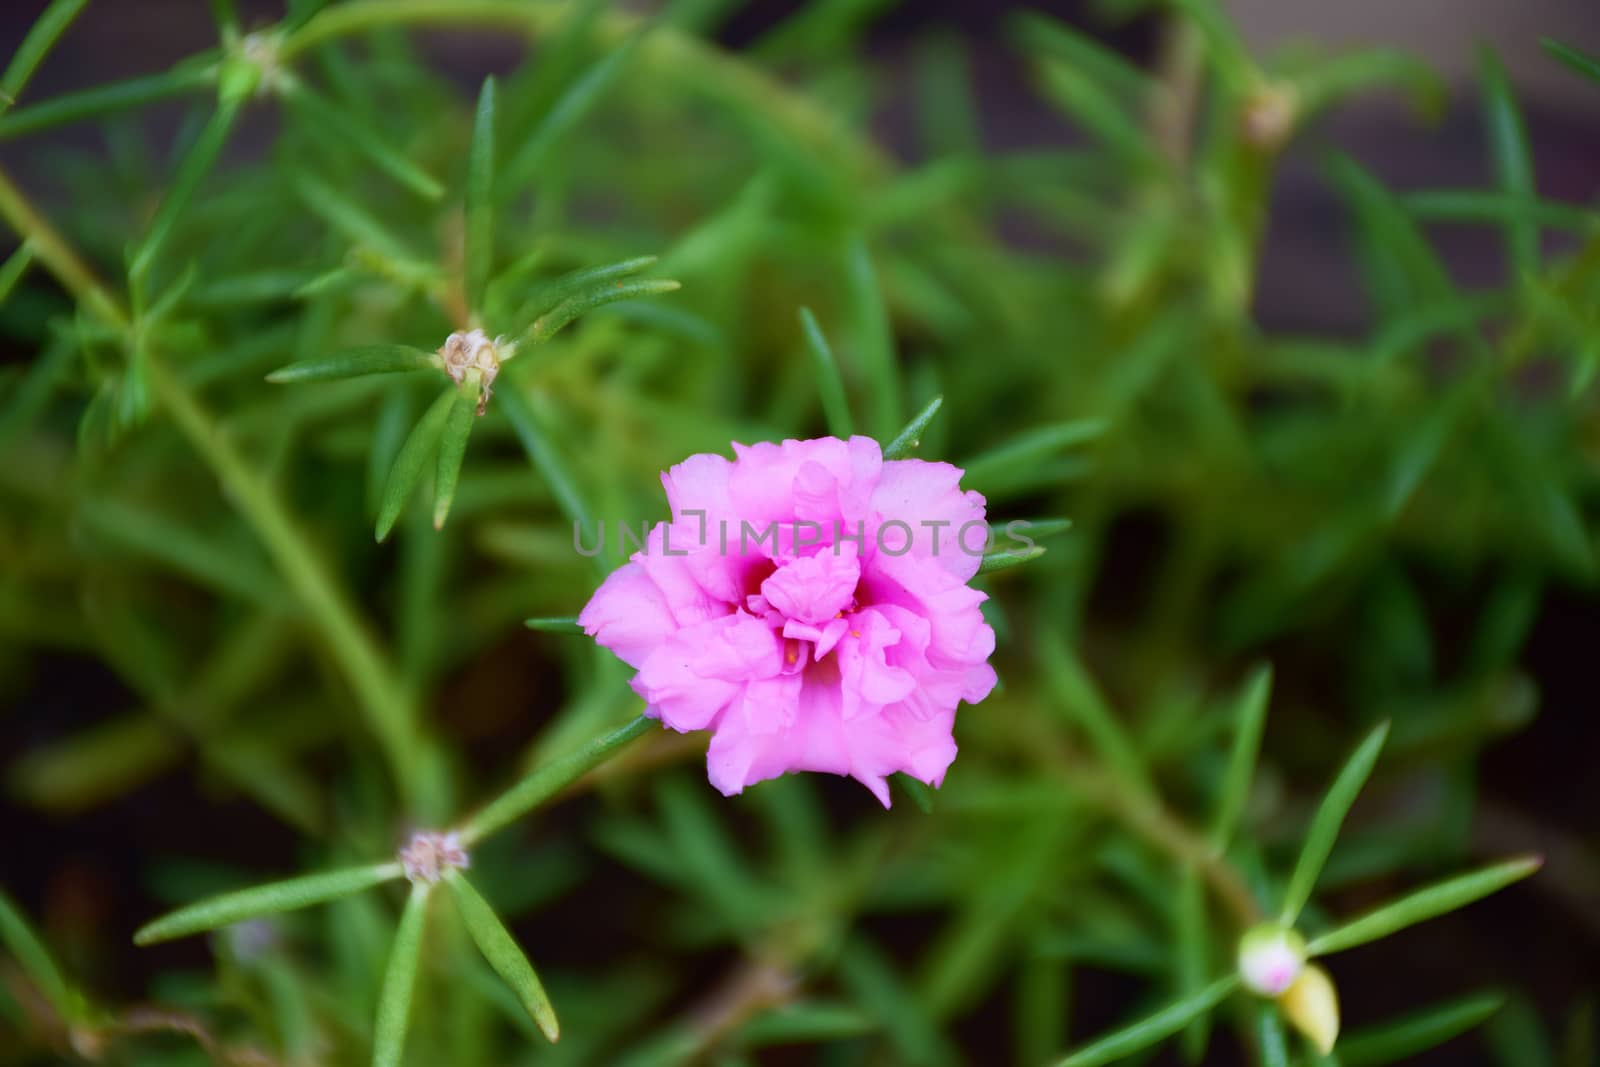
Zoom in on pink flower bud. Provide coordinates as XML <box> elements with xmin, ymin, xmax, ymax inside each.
<box><xmin>1237</xmin><ymin>923</ymin><xmax>1308</xmax><ymax>997</ymax></box>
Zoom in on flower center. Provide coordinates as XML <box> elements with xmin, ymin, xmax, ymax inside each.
<box><xmin>743</xmin><ymin>546</ymin><xmax>863</xmax><ymax>668</ymax></box>
<box><xmin>755</xmin><ymin>545</ymin><xmax>861</xmax><ymax>624</ymax></box>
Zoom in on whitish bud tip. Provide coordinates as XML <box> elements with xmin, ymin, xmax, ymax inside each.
<box><xmin>400</xmin><ymin>831</ymin><xmax>470</xmax><ymax>885</ymax></box>
<box><xmin>1241</xmin><ymin>83</ymin><xmax>1299</xmax><ymax>151</ymax></box>
<box><xmin>1237</xmin><ymin>923</ymin><xmax>1308</xmax><ymax>997</ymax></box>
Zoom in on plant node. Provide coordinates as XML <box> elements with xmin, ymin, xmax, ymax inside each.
<box><xmin>399</xmin><ymin>830</ymin><xmax>470</xmax><ymax>885</ymax></box>
<box><xmin>439</xmin><ymin>328</ymin><xmax>504</xmax><ymax>414</ymax></box>
<box><xmin>221</xmin><ymin>32</ymin><xmax>292</xmax><ymax>102</ymax></box>
<box><xmin>1241</xmin><ymin>82</ymin><xmax>1298</xmax><ymax>151</ymax></box>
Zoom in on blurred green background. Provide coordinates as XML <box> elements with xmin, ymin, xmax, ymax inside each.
<box><xmin>0</xmin><ymin>1</ymin><xmax>1597</xmax><ymax>1064</ymax></box>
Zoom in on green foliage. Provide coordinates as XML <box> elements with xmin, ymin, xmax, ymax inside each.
<box><xmin>1339</xmin><ymin>992</ymin><xmax>1506</xmax><ymax>1066</ymax></box>
<box><xmin>0</xmin><ymin>2</ymin><xmax>1591</xmax><ymax>1065</ymax></box>
<box><xmin>0</xmin><ymin>0</ymin><xmax>89</xmax><ymax>115</ymax></box>
<box><xmin>134</xmin><ymin>863</ymin><xmax>403</xmax><ymax>946</ymax></box>
<box><xmin>1054</xmin><ymin>976</ymin><xmax>1239</xmax><ymax>1067</ymax></box>
<box><xmin>445</xmin><ymin>870</ymin><xmax>561</xmax><ymax>1043</ymax></box>
<box><xmin>266</xmin><ymin>342</ymin><xmax>440</xmax><ymax>383</ymax></box>
<box><xmin>373</xmin><ymin>883</ymin><xmax>431</xmax><ymax>1067</ymax></box>
<box><xmin>1307</xmin><ymin>857</ymin><xmax>1542</xmax><ymax>956</ymax></box>
<box><xmin>799</xmin><ymin>306</ymin><xmax>854</xmax><ymax>438</ymax></box>
<box><xmin>375</xmin><ymin>386</ymin><xmax>455</xmax><ymax>542</ymax></box>
<box><xmin>0</xmin><ymin>888</ymin><xmax>81</xmax><ymax>1024</ymax></box>
<box><xmin>882</xmin><ymin>395</ymin><xmax>944</xmax><ymax>459</ymax></box>
<box><xmin>465</xmin><ymin>76</ymin><xmax>497</xmax><ymax>318</ymax></box>
<box><xmin>1279</xmin><ymin>721</ymin><xmax>1391</xmax><ymax>924</ymax></box>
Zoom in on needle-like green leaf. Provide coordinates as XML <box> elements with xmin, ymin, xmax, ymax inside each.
<box><xmin>1170</xmin><ymin>0</ymin><xmax>1257</xmax><ymax>91</ymax></box>
<box><xmin>1404</xmin><ymin>191</ymin><xmax>1596</xmax><ymax>233</ymax></box>
<box><xmin>1478</xmin><ymin>48</ymin><xmax>1537</xmax><ymax>277</ymax></box>
<box><xmin>524</xmin><ymin>279</ymin><xmax>682</xmax><ymax>344</ymax></box>
<box><xmin>267</xmin><ymin>344</ymin><xmax>439</xmax><ymax>384</ymax></box>
<box><xmin>1338</xmin><ymin>991</ymin><xmax>1505</xmax><ymax>1066</ymax></box>
<box><xmin>465</xmin><ymin>76</ymin><xmax>496</xmax><ymax>316</ymax></box>
<box><xmin>799</xmin><ymin>307</ymin><xmax>855</xmax><ymax>438</ymax></box>
<box><xmin>293</xmin><ymin>173</ymin><xmax>418</xmax><ymax>264</ymax></box>
<box><xmin>285</xmin><ymin>83</ymin><xmax>444</xmax><ymax>200</ymax></box>
<box><xmin>1543</xmin><ymin>38</ymin><xmax>1600</xmax><ymax>85</ymax></box>
<box><xmin>1293</xmin><ymin>48</ymin><xmax>1444</xmax><ymax>121</ymax></box>
<box><xmin>130</xmin><ymin>95</ymin><xmax>243</xmax><ymax>288</ymax></box>
<box><xmin>1052</xmin><ymin>976</ymin><xmax>1239</xmax><ymax>1067</ymax></box>
<box><xmin>0</xmin><ymin>0</ymin><xmax>91</xmax><ymax>115</ymax></box>
<box><xmin>894</xmin><ymin>773</ymin><xmax>935</xmax><ymax>813</ymax></box>
<box><xmin>738</xmin><ymin>1001</ymin><xmax>876</xmax><ymax>1045</ymax></box>
<box><xmin>1039</xmin><ymin>632</ymin><xmax>1149</xmax><ymax>796</ymax></box>
<box><xmin>1011</xmin><ymin>11</ymin><xmax>1152</xmax><ymax>102</ymax></box>
<box><xmin>0</xmin><ymin>65</ymin><xmax>211</xmax><ymax>140</ymax></box>
<box><xmin>460</xmin><ymin>715</ymin><xmax>654</xmax><ymax>845</ymax></box>
<box><xmin>372</xmin><ymin>882</ymin><xmax>431</xmax><ymax>1067</ymax></box>
<box><xmin>376</xmin><ymin>389</ymin><xmax>457</xmax><ymax>542</ymax></box>
<box><xmin>1307</xmin><ymin>857</ymin><xmax>1541</xmax><ymax>956</ymax></box>
<box><xmin>495</xmin><ymin>384</ymin><xmax>596</xmax><ymax>549</ymax></box>
<box><xmin>1032</xmin><ymin>58</ymin><xmax>1162</xmax><ymax>169</ymax></box>
<box><xmin>1010</xmin><ymin>518</ymin><xmax>1073</xmax><ymax>542</ymax></box>
<box><xmin>962</xmin><ymin>419</ymin><xmax>1108</xmax><ymax>490</ymax></box>
<box><xmin>76</xmin><ymin>497</ymin><xmax>285</xmax><ymax>608</ymax></box>
<box><xmin>837</xmin><ymin>937</ymin><xmax>959</xmax><ymax>1067</ymax></box>
<box><xmin>0</xmin><ymin>334</ymin><xmax>72</xmax><ymax>451</ymax></box>
<box><xmin>0</xmin><ymin>888</ymin><xmax>79</xmax><ymax>1022</ymax></box>
<box><xmin>912</xmin><ymin>34</ymin><xmax>981</xmax><ymax>159</ymax></box>
<box><xmin>1365</xmin><ymin>293</ymin><xmax>1508</xmax><ymax>369</ymax></box>
<box><xmin>1256</xmin><ymin>1001</ymin><xmax>1291</xmax><ymax>1067</ymax></box>
<box><xmin>445</xmin><ymin>870</ymin><xmax>559</xmax><ymax>1042</ymax></box>
<box><xmin>432</xmin><ymin>385</ymin><xmax>477</xmax><ymax>530</ymax></box>
<box><xmin>0</xmin><ymin>240</ymin><xmax>32</xmax><ymax>303</ymax></box>
<box><xmin>134</xmin><ymin>862</ymin><xmax>402</xmax><ymax>945</ymax></box>
<box><xmin>1325</xmin><ymin>153</ymin><xmax>1480</xmax><ymax>345</ymax></box>
<box><xmin>976</xmin><ymin>545</ymin><xmax>1046</xmax><ymax>574</ymax></box>
<box><xmin>207</xmin><ymin>0</ymin><xmax>238</xmax><ymax>38</ymax></box>
<box><xmin>1175</xmin><ymin>866</ymin><xmax>1211</xmax><ymax>1061</ymax></box>
<box><xmin>882</xmin><ymin>395</ymin><xmax>944</xmax><ymax>459</ymax></box>
<box><xmin>282</xmin><ymin>0</ymin><xmax>332</xmax><ymax>34</ymax></box>
<box><xmin>842</xmin><ymin>236</ymin><xmax>901</xmax><ymax>439</ymax></box>
<box><xmin>1279</xmin><ymin>721</ymin><xmax>1391</xmax><ymax>924</ymax></box>
<box><xmin>1210</xmin><ymin>665</ymin><xmax>1272</xmax><ymax>850</ymax></box>
<box><xmin>498</xmin><ymin>32</ymin><xmax>643</xmax><ymax>201</ymax></box>
<box><xmin>506</xmin><ymin>255</ymin><xmax>658</xmax><ymax>328</ymax></box>
<box><xmin>524</xmin><ymin>616</ymin><xmax>582</xmax><ymax>634</ymax></box>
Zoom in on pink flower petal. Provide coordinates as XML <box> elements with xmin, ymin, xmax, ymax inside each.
<box><xmin>871</xmin><ymin>459</ymin><xmax>989</xmax><ymax>580</ymax></box>
<box><xmin>633</xmin><ymin>614</ymin><xmax>782</xmax><ymax>732</ymax></box>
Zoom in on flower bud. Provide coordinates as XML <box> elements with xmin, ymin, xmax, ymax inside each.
<box><xmin>1241</xmin><ymin>82</ymin><xmax>1299</xmax><ymax>152</ymax></box>
<box><xmin>1278</xmin><ymin>963</ymin><xmax>1340</xmax><ymax>1054</ymax></box>
<box><xmin>1236</xmin><ymin>923</ymin><xmax>1307</xmax><ymax>996</ymax></box>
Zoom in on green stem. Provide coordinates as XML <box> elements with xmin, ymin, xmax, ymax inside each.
<box><xmin>0</xmin><ymin>165</ymin><xmax>422</xmax><ymax>799</ymax></box>
<box><xmin>1065</xmin><ymin>758</ymin><xmax>1263</xmax><ymax>928</ymax></box>
<box><xmin>458</xmin><ymin>714</ymin><xmax>654</xmax><ymax>845</ymax></box>
<box><xmin>0</xmin><ymin>169</ymin><xmax>124</xmax><ymax>328</ymax></box>
<box><xmin>143</xmin><ymin>357</ymin><xmax>420</xmax><ymax>783</ymax></box>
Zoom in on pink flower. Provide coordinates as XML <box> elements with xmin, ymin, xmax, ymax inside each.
<box><xmin>578</xmin><ymin>436</ymin><xmax>997</xmax><ymax>805</ymax></box>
